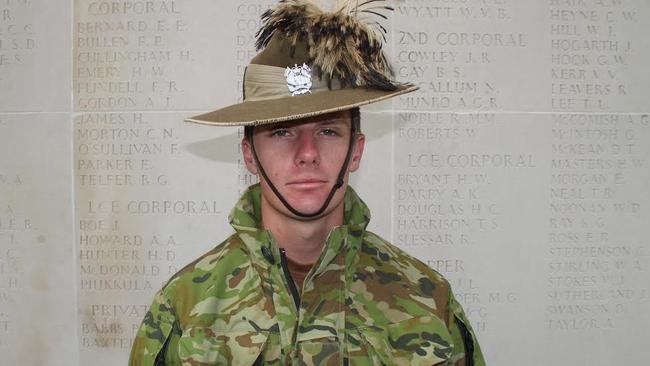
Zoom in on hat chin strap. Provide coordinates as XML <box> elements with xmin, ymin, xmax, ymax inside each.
<box><xmin>250</xmin><ymin>126</ymin><xmax>357</xmax><ymax>219</ymax></box>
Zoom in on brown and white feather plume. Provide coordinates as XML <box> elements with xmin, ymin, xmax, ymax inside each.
<box><xmin>256</xmin><ymin>0</ymin><xmax>398</xmax><ymax>91</ymax></box>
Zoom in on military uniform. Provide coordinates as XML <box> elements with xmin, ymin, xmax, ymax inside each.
<box><xmin>129</xmin><ymin>185</ymin><xmax>485</xmax><ymax>365</ymax></box>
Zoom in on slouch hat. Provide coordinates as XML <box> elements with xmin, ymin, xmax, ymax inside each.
<box><xmin>186</xmin><ymin>0</ymin><xmax>417</xmax><ymax>126</ymax></box>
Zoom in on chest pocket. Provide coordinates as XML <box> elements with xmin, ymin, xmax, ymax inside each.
<box><xmin>354</xmin><ymin>316</ymin><xmax>454</xmax><ymax>366</ymax></box>
<box><xmin>178</xmin><ymin>327</ymin><xmax>268</xmax><ymax>366</ymax></box>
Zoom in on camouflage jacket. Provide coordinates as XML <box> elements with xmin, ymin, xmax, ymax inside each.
<box><xmin>129</xmin><ymin>184</ymin><xmax>486</xmax><ymax>366</ymax></box>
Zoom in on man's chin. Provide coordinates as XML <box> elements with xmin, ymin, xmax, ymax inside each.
<box><xmin>263</xmin><ymin>182</ymin><xmax>346</xmax><ymax>219</ymax></box>
<box><xmin>284</xmin><ymin>199</ymin><xmax>329</xmax><ymax>218</ymax></box>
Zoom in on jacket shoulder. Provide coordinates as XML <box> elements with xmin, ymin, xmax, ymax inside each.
<box><xmin>356</xmin><ymin>231</ymin><xmax>452</xmax><ymax>321</ymax></box>
<box><xmin>159</xmin><ymin>233</ymin><xmax>255</xmax><ymax>325</ymax></box>
<box><xmin>362</xmin><ymin>231</ymin><xmax>450</xmax><ymax>286</ymax></box>
<box><xmin>130</xmin><ymin>234</ymin><xmax>270</xmax><ymax>365</ymax></box>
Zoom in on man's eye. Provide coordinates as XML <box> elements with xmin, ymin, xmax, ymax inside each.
<box><xmin>321</xmin><ymin>129</ymin><xmax>339</xmax><ymax>136</ymax></box>
<box><xmin>271</xmin><ymin>129</ymin><xmax>289</xmax><ymax>137</ymax></box>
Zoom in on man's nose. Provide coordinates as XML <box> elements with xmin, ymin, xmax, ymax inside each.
<box><xmin>295</xmin><ymin>132</ymin><xmax>319</xmax><ymax>166</ymax></box>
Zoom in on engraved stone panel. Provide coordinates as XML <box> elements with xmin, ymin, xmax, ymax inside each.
<box><xmin>392</xmin><ymin>111</ymin><xmax>650</xmax><ymax>365</ymax></box>
<box><xmin>393</xmin><ymin>0</ymin><xmax>538</xmax><ymax>112</ymax></box>
<box><xmin>74</xmin><ymin>111</ymin><xmax>241</xmax><ymax>364</ymax></box>
<box><xmin>543</xmin><ymin>112</ymin><xmax>650</xmax><ymax>364</ymax></box>
<box><xmin>0</xmin><ymin>0</ymin><xmax>72</xmax><ymax>111</ymax></box>
<box><xmin>74</xmin><ymin>0</ymin><xmax>233</xmax><ymax>112</ymax></box>
<box><xmin>393</xmin><ymin>0</ymin><xmax>650</xmax><ymax>113</ymax></box>
<box><xmin>0</xmin><ymin>113</ymin><xmax>76</xmax><ymax>365</ymax></box>
<box><xmin>547</xmin><ymin>0</ymin><xmax>650</xmax><ymax>112</ymax></box>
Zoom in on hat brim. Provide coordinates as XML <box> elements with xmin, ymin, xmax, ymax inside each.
<box><xmin>185</xmin><ymin>84</ymin><xmax>418</xmax><ymax>127</ymax></box>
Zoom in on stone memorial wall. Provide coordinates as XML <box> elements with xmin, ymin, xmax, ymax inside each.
<box><xmin>0</xmin><ymin>0</ymin><xmax>648</xmax><ymax>365</ymax></box>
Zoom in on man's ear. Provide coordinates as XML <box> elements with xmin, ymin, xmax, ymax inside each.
<box><xmin>241</xmin><ymin>137</ymin><xmax>259</xmax><ymax>175</ymax></box>
<box><xmin>348</xmin><ymin>133</ymin><xmax>365</xmax><ymax>173</ymax></box>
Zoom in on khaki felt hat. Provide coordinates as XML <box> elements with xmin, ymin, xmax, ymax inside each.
<box><xmin>185</xmin><ymin>0</ymin><xmax>417</xmax><ymax>127</ymax></box>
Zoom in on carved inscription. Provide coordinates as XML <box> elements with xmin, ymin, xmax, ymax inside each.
<box><xmin>75</xmin><ymin>112</ymin><xmax>221</xmax><ymax>352</ymax></box>
<box><xmin>234</xmin><ymin>1</ymin><xmax>273</xmax><ymax>100</ymax></box>
<box><xmin>0</xmin><ymin>203</ymin><xmax>30</xmax><ymax>290</ymax></box>
<box><xmin>81</xmin><ymin>302</ymin><xmax>149</xmax><ymax>350</ymax></box>
<box><xmin>426</xmin><ymin>256</ymin><xmax>518</xmax><ymax>335</ymax></box>
<box><xmin>546</xmin><ymin>113</ymin><xmax>650</xmax><ymax>330</ymax></box>
<box><xmin>234</xmin><ymin>2</ymin><xmax>270</xmax><ymax>192</ymax></box>
<box><xmin>0</xmin><ymin>176</ymin><xmax>37</xmax><ymax>354</ymax></box>
<box><xmin>0</xmin><ymin>0</ymin><xmax>35</xmax><ymax>74</ymax></box>
<box><xmin>394</xmin><ymin>0</ymin><xmax>526</xmax><ymax>110</ymax></box>
<box><xmin>549</xmin><ymin>0</ymin><xmax>636</xmax><ymax>110</ymax></box>
<box><xmin>0</xmin><ymin>201</ymin><xmax>31</xmax><ymax>349</ymax></box>
<box><xmin>76</xmin><ymin>113</ymin><xmax>179</xmax><ymax>188</ymax></box>
<box><xmin>394</xmin><ymin>112</ymin><xmax>535</xmax><ymax>333</ymax></box>
<box><xmin>75</xmin><ymin>0</ymin><xmax>191</xmax><ymax>110</ymax></box>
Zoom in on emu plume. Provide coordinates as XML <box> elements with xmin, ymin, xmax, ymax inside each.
<box><xmin>256</xmin><ymin>0</ymin><xmax>398</xmax><ymax>91</ymax></box>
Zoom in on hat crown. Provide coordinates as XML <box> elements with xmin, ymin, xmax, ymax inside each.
<box><xmin>251</xmin><ymin>34</ymin><xmax>309</xmax><ymax>68</ymax></box>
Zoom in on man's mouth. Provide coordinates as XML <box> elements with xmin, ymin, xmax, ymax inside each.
<box><xmin>286</xmin><ymin>178</ymin><xmax>328</xmax><ymax>188</ymax></box>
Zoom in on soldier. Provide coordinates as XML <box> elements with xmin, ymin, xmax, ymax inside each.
<box><xmin>129</xmin><ymin>1</ymin><xmax>485</xmax><ymax>365</ymax></box>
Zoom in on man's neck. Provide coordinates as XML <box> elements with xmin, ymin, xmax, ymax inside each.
<box><xmin>260</xmin><ymin>198</ymin><xmax>344</xmax><ymax>265</ymax></box>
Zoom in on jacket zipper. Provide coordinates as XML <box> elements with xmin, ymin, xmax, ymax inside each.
<box><xmin>279</xmin><ymin>248</ymin><xmax>301</xmax><ymax>311</ymax></box>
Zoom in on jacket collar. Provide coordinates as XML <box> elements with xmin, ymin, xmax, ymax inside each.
<box><xmin>228</xmin><ymin>183</ymin><xmax>370</xmax><ymax>269</ymax></box>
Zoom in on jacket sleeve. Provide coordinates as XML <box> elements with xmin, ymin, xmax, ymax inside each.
<box><xmin>446</xmin><ymin>289</ymin><xmax>487</xmax><ymax>366</ymax></box>
<box><xmin>129</xmin><ymin>290</ymin><xmax>176</xmax><ymax>366</ymax></box>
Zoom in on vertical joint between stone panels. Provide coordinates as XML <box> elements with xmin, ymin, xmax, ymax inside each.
<box><xmin>70</xmin><ymin>113</ymin><xmax>81</xmax><ymax>366</ymax></box>
<box><xmin>70</xmin><ymin>0</ymin><xmax>81</xmax><ymax>364</ymax></box>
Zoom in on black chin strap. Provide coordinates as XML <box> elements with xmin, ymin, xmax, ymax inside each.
<box><xmin>250</xmin><ymin>125</ymin><xmax>357</xmax><ymax>218</ymax></box>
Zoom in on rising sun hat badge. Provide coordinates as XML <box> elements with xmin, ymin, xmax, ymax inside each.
<box><xmin>284</xmin><ymin>63</ymin><xmax>313</xmax><ymax>96</ymax></box>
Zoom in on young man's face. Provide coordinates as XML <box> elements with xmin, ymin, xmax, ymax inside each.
<box><xmin>241</xmin><ymin>109</ymin><xmax>365</xmax><ymax>221</ymax></box>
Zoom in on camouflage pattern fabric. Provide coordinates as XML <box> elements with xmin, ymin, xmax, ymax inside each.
<box><xmin>129</xmin><ymin>184</ymin><xmax>486</xmax><ymax>366</ymax></box>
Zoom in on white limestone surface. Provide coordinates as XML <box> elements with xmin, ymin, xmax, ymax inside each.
<box><xmin>392</xmin><ymin>110</ymin><xmax>650</xmax><ymax>365</ymax></box>
<box><xmin>74</xmin><ymin>111</ymin><xmax>242</xmax><ymax>364</ymax></box>
<box><xmin>0</xmin><ymin>0</ymin><xmax>72</xmax><ymax>111</ymax></box>
<box><xmin>73</xmin><ymin>0</ymin><xmax>238</xmax><ymax>112</ymax></box>
<box><xmin>0</xmin><ymin>113</ymin><xmax>77</xmax><ymax>365</ymax></box>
